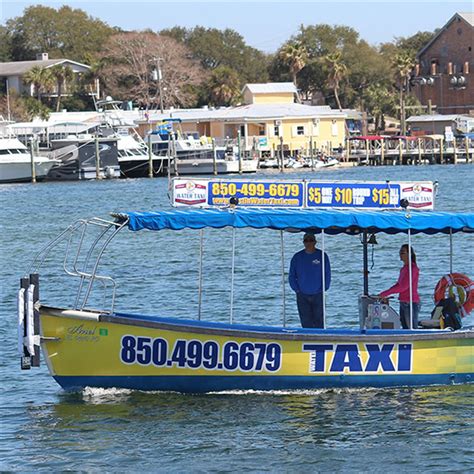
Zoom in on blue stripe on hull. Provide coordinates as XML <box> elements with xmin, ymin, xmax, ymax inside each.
<box><xmin>54</xmin><ymin>373</ymin><xmax>474</xmax><ymax>393</ymax></box>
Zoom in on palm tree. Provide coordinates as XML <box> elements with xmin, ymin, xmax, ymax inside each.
<box><xmin>23</xmin><ymin>66</ymin><xmax>54</xmax><ymax>103</ymax></box>
<box><xmin>78</xmin><ymin>56</ymin><xmax>105</xmax><ymax>101</ymax></box>
<box><xmin>50</xmin><ymin>65</ymin><xmax>74</xmax><ymax>111</ymax></box>
<box><xmin>392</xmin><ymin>52</ymin><xmax>415</xmax><ymax>135</ymax></box>
<box><xmin>278</xmin><ymin>41</ymin><xmax>308</xmax><ymax>86</ymax></box>
<box><xmin>364</xmin><ymin>84</ymin><xmax>396</xmax><ymax>132</ymax></box>
<box><xmin>208</xmin><ymin>65</ymin><xmax>241</xmax><ymax>106</ymax></box>
<box><xmin>323</xmin><ymin>51</ymin><xmax>348</xmax><ymax>111</ymax></box>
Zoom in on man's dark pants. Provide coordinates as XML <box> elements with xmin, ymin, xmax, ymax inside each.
<box><xmin>296</xmin><ymin>292</ymin><xmax>324</xmax><ymax>328</ymax></box>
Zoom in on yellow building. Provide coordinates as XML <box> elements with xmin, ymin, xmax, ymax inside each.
<box><xmin>136</xmin><ymin>82</ymin><xmax>348</xmax><ymax>157</ymax></box>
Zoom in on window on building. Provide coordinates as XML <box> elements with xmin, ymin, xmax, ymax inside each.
<box><xmin>274</xmin><ymin>126</ymin><xmax>280</xmax><ymax>137</ymax></box>
<box><xmin>296</xmin><ymin>126</ymin><xmax>305</xmax><ymax>135</ymax></box>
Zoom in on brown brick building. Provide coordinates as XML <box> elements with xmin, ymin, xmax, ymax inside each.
<box><xmin>412</xmin><ymin>12</ymin><xmax>473</xmax><ymax>115</ymax></box>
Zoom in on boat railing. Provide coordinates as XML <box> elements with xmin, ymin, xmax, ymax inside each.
<box><xmin>29</xmin><ymin>216</ymin><xmax>129</xmax><ymax>313</ymax></box>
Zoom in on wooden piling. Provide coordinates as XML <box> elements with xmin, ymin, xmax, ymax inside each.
<box><xmin>417</xmin><ymin>138</ymin><xmax>422</xmax><ymax>165</ymax></box>
<box><xmin>29</xmin><ymin>139</ymin><xmax>36</xmax><ymax>183</ymax></box>
<box><xmin>212</xmin><ymin>138</ymin><xmax>217</xmax><ymax>175</ymax></box>
<box><xmin>237</xmin><ymin>130</ymin><xmax>242</xmax><ymax>174</ymax></box>
<box><xmin>279</xmin><ymin>136</ymin><xmax>284</xmax><ymax>173</ymax></box>
<box><xmin>147</xmin><ymin>134</ymin><xmax>153</xmax><ymax>178</ymax></box>
<box><xmin>95</xmin><ymin>136</ymin><xmax>101</xmax><ymax>180</ymax></box>
<box><xmin>398</xmin><ymin>138</ymin><xmax>403</xmax><ymax>165</ymax></box>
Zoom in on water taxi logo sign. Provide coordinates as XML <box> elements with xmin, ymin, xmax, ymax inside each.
<box><xmin>401</xmin><ymin>182</ymin><xmax>434</xmax><ymax>209</ymax></box>
<box><xmin>173</xmin><ymin>179</ymin><xmax>208</xmax><ymax>206</ymax></box>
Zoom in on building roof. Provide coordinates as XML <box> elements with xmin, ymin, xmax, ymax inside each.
<box><xmin>242</xmin><ymin>82</ymin><xmax>297</xmax><ymax>94</ymax></box>
<box><xmin>146</xmin><ymin>103</ymin><xmax>346</xmax><ymax>123</ymax></box>
<box><xmin>10</xmin><ymin>102</ymin><xmax>349</xmax><ymax>128</ymax></box>
<box><xmin>406</xmin><ymin>114</ymin><xmax>471</xmax><ymax>123</ymax></box>
<box><xmin>417</xmin><ymin>12</ymin><xmax>474</xmax><ymax>58</ymax></box>
<box><xmin>0</xmin><ymin>59</ymin><xmax>90</xmax><ymax>76</ymax></box>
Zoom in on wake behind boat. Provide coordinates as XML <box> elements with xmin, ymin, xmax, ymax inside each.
<box><xmin>18</xmin><ymin>179</ymin><xmax>473</xmax><ymax>393</ymax></box>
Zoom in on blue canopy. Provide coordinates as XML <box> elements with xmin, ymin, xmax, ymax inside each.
<box><xmin>119</xmin><ymin>208</ymin><xmax>474</xmax><ymax>235</ymax></box>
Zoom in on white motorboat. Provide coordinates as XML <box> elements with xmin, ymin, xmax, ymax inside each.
<box><xmin>313</xmin><ymin>157</ymin><xmax>340</xmax><ymax>169</ymax></box>
<box><xmin>0</xmin><ymin>121</ymin><xmax>57</xmax><ymax>183</ymax></box>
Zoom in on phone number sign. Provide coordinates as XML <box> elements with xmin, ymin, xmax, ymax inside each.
<box><xmin>208</xmin><ymin>180</ymin><xmax>304</xmax><ymax>207</ymax></box>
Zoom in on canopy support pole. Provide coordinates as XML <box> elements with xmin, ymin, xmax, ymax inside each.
<box><xmin>321</xmin><ymin>229</ymin><xmax>326</xmax><ymax>329</ymax></box>
<box><xmin>230</xmin><ymin>227</ymin><xmax>236</xmax><ymax>324</ymax></box>
<box><xmin>449</xmin><ymin>228</ymin><xmax>453</xmax><ymax>274</ymax></box>
<box><xmin>408</xmin><ymin>230</ymin><xmax>413</xmax><ymax>330</ymax></box>
<box><xmin>362</xmin><ymin>231</ymin><xmax>369</xmax><ymax>295</ymax></box>
<box><xmin>280</xmin><ymin>230</ymin><xmax>286</xmax><ymax>327</ymax></box>
<box><xmin>198</xmin><ymin>229</ymin><xmax>204</xmax><ymax>320</ymax></box>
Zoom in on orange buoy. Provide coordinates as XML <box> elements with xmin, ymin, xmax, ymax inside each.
<box><xmin>434</xmin><ymin>273</ymin><xmax>474</xmax><ymax>317</ymax></box>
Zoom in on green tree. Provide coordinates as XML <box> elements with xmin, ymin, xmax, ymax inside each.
<box><xmin>277</xmin><ymin>24</ymin><xmax>389</xmax><ymax>109</ymax></box>
<box><xmin>160</xmin><ymin>26</ymin><xmax>188</xmax><ymax>44</ymax></box>
<box><xmin>278</xmin><ymin>41</ymin><xmax>308</xmax><ymax>86</ymax></box>
<box><xmin>50</xmin><ymin>64</ymin><xmax>74</xmax><ymax>111</ymax></box>
<box><xmin>0</xmin><ymin>26</ymin><xmax>12</xmax><ymax>61</ymax></box>
<box><xmin>323</xmin><ymin>51</ymin><xmax>348</xmax><ymax>110</ymax></box>
<box><xmin>162</xmin><ymin>26</ymin><xmax>269</xmax><ymax>84</ymax></box>
<box><xmin>394</xmin><ymin>31</ymin><xmax>435</xmax><ymax>57</ymax></box>
<box><xmin>6</xmin><ymin>5</ymin><xmax>115</xmax><ymax>62</ymax></box>
<box><xmin>23</xmin><ymin>66</ymin><xmax>54</xmax><ymax>102</ymax></box>
<box><xmin>206</xmin><ymin>66</ymin><xmax>241</xmax><ymax>106</ymax></box>
<box><xmin>363</xmin><ymin>84</ymin><xmax>397</xmax><ymax>132</ymax></box>
<box><xmin>23</xmin><ymin>96</ymin><xmax>51</xmax><ymax>120</ymax></box>
<box><xmin>392</xmin><ymin>51</ymin><xmax>415</xmax><ymax>134</ymax></box>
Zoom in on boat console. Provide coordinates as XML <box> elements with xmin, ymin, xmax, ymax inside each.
<box><xmin>359</xmin><ymin>295</ymin><xmax>401</xmax><ymax>330</ymax></box>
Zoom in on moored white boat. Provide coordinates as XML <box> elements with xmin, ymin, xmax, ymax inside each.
<box><xmin>0</xmin><ymin>136</ymin><xmax>57</xmax><ymax>183</ymax></box>
<box><xmin>314</xmin><ymin>157</ymin><xmax>340</xmax><ymax>168</ymax></box>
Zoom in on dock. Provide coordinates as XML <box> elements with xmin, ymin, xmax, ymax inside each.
<box><xmin>342</xmin><ymin>136</ymin><xmax>473</xmax><ymax>165</ymax></box>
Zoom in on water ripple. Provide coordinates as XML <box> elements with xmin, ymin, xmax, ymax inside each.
<box><xmin>1</xmin><ymin>166</ymin><xmax>473</xmax><ymax>471</ymax></box>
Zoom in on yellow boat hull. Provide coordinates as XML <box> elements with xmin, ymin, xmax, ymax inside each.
<box><xmin>39</xmin><ymin>306</ymin><xmax>474</xmax><ymax>392</ymax></box>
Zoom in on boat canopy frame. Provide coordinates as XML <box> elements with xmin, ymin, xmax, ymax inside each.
<box><xmin>27</xmin><ymin>207</ymin><xmax>474</xmax><ymax>327</ymax></box>
<box><xmin>114</xmin><ymin>207</ymin><xmax>473</xmax><ymax>329</ymax></box>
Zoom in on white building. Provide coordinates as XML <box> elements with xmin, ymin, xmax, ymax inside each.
<box><xmin>0</xmin><ymin>53</ymin><xmax>92</xmax><ymax>97</ymax></box>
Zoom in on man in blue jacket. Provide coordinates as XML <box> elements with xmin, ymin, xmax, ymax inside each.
<box><xmin>289</xmin><ymin>232</ymin><xmax>331</xmax><ymax>328</ymax></box>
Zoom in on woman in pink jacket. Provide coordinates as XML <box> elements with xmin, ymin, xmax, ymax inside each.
<box><xmin>379</xmin><ymin>244</ymin><xmax>420</xmax><ymax>329</ymax></box>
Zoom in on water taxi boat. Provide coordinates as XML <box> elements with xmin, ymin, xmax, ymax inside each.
<box><xmin>18</xmin><ymin>204</ymin><xmax>473</xmax><ymax>393</ymax></box>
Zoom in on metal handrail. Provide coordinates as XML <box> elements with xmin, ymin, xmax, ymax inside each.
<box><xmin>28</xmin><ymin>216</ymin><xmax>128</xmax><ymax>314</ymax></box>
<box><xmin>29</xmin><ymin>220</ymin><xmax>85</xmax><ymax>274</ymax></box>
<box><xmin>73</xmin><ymin>222</ymin><xmax>112</xmax><ymax>308</ymax></box>
<box><xmin>80</xmin><ymin>218</ymin><xmax>129</xmax><ymax>310</ymax></box>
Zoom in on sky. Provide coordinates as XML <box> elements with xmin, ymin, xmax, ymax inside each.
<box><xmin>1</xmin><ymin>0</ymin><xmax>472</xmax><ymax>53</ymax></box>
